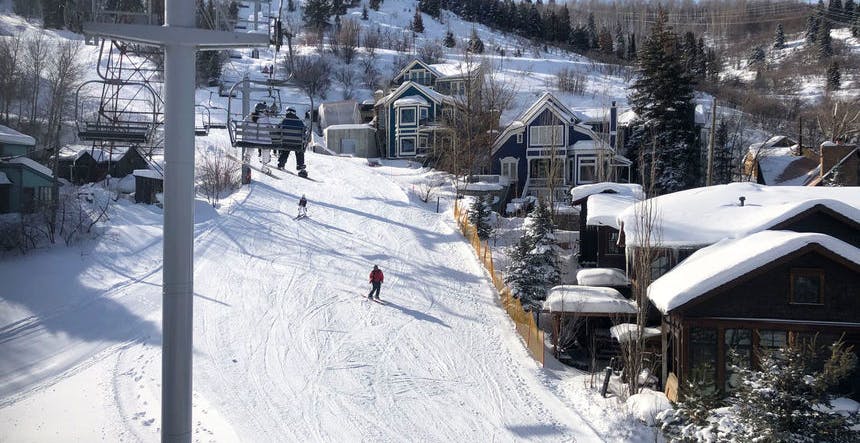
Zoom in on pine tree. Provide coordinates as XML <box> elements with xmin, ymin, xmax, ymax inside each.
<box><xmin>682</xmin><ymin>31</ymin><xmax>698</xmax><ymax>75</ymax></box>
<box><xmin>847</xmin><ymin>0</ymin><xmax>857</xmax><ymax>15</ymax></box>
<box><xmin>288</xmin><ymin>0</ymin><xmax>295</xmax><ymax>12</ymax></box>
<box><xmin>598</xmin><ymin>26</ymin><xmax>613</xmax><ymax>54</ymax></box>
<box><xmin>806</xmin><ymin>15</ymin><xmax>820</xmax><ymax>44</ymax></box>
<box><xmin>615</xmin><ymin>22</ymin><xmax>625</xmax><ymax>59</ymax></box>
<box><xmin>361</xmin><ymin>4</ymin><xmax>368</xmax><ymax>20</ymax></box>
<box><xmin>303</xmin><ymin>0</ymin><xmax>331</xmax><ymax>31</ymax></box>
<box><xmin>696</xmin><ymin>37</ymin><xmax>708</xmax><ymax>79</ymax></box>
<box><xmin>854</xmin><ymin>11</ymin><xmax>860</xmax><ymax>37</ymax></box>
<box><xmin>504</xmin><ymin>199</ymin><xmax>560</xmax><ymax>309</ymax></box>
<box><xmin>443</xmin><ymin>30</ymin><xmax>456</xmax><ymax>48</ymax></box>
<box><xmin>586</xmin><ymin>12</ymin><xmax>598</xmax><ymax>49</ymax></box>
<box><xmin>412</xmin><ymin>8</ymin><xmax>425</xmax><ymax>33</ymax></box>
<box><xmin>827</xmin><ymin>61</ymin><xmax>841</xmax><ymax>90</ymax></box>
<box><xmin>369</xmin><ymin>0</ymin><xmax>380</xmax><ymax>11</ymax></box>
<box><xmin>570</xmin><ymin>26</ymin><xmax>590</xmax><ymax>53</ymax></box>
<box><xmin>419</xmin><ymin>0</ymin><xmax>440</xmax><ymax>18</ymax></box>
<box><xmin>817</xmin><ymin>20</ymin><xmax>832</xmax><ymax>59</ymax></box>
<box><xmin>774</xmin><ymin>23</ymin><xmax>786</xmax><ymax>49</ymax></box>
<box><xmin>627</xmin><ymin>6</ymin><xmax>700</xmax><ymax>193</ymax></box>
<box><xmin>626</xmin><ymin>33</ymin><xmax>637</xmax><ymax>60</ymax></box>
<box><xmin>467</xmin><ymin>27</ymin><xmax>484</xmax><ymax>53</ymax></box>
<box><xmin>331</xmin><ymin>0</ymin><xmax>344</xmax><ymax>16</ymax></box>
<box><xmin>828</xmin><ymin>0</ymin><xmax>843</xmax><ymax>21</ymax></box>
<box><xmin>558</xmin><ymin>5</ymin><xmax>571</xmax><ymax>44</ymax></box>
<box><xmin>713</xmin><ymin>120</ymin><xmax>733</xmax><ymax>184</ymax></box>
<box><xmin>748</xmin><ymin>45</ymin><xmax>766</xmax><ymax>66</ymax></box>
<box><xmin>468</xmin><ymin>196</ymin><xmax>493</xmax><ymax>241</ymax></box>
<box><xmin>658</xmin><ymin>372</ymin><xmax>724</xmax><ymax>441</ymax></box>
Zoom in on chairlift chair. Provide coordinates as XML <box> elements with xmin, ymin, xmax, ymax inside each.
<box><xmin>74</xmin><ymin>79</ymin><xmax>160</xmax><ymax>144</ymax></box>
<box><xmin>195</xmin><ymin>105</ymin><xmax>212</xmax><ymax>136</ymax></box>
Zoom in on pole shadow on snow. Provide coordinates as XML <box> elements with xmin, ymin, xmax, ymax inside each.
<box><xmin>380</xmin><ymin>300</ymin><xmax>450</xmax><ymax>329</ymax></box>
<box><xmin>505</xmin><ymin>424</ymin><xmax>568</xmax><ymax>439</ymax></box>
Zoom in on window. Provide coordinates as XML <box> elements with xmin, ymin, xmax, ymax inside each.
<box><xmin>758</xmin><ymin>330</ymin><xmax>787</xmax><ymax>351</ymax></box>
<box><xmin>529</xmin><ymin>158</ymin><xmax>562</xmax><ymax>180</ymax></box>
<box><xmin>529</xmin><ymin>125</ymin><xmax>564</xmax><ymax>146</ymax></box>
<box><xmin>606</xmin><ymin>231</ymin><xmax>623</xmax><ymax>255</ymax></box>
<box><xmin>399</xmin><ymin>108</ymin><xmax>416</xmax><ymax>125</ymax></box>
<box><xmin>500</xmin><ymin>157</ymin><xmax>518</xmax><ymax>182</ymax></box>
<box><xmin>516</xmin><ymin>133</ymin><xmax>523</xmax><ymax>144</ymax></box>
<box><xmin>418</xmin><ymin>136</ymin><xmax>428</xmax><ymax>149</ymax></box>
<box><xmin>790</xmin><ymin>269</ymin><xmax>823</xmax><ymax>304</ymax></box>
<box><xmin>650</xmin><ymin>251</ymin><xmax>671</xmax><ymax>281</ymax></box>
<box><xmin>419</xmin><ymin>107</ymin><xmax>428</xmax><ymax>123</ymax></box>
<box><xmin>725</xmin><ymin>329</ymin><xmax>751</xmax><ymax>391</ymax></box>
<box><xmin>399</xmin><ymin>137</ymin><xmax>416</xmax><ymax>155</ymax></box>
<box><xmin>577</xmin><ymin>157</ymin><xmax>597</xmax><ymax>184</ymax></box>
<box><xmin>689</xmin><ymin>327</ymin><xmax>717</xmax><ymax>390</ymax></box>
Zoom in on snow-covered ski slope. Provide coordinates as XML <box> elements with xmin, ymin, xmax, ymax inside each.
<box><xmin>0</xmin><ymin>142</ymin><xmax>614</xmax><ymax>441</ymax></box>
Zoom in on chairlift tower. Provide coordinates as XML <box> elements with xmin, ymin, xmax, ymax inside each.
<box><xmin>83</xmin><ymin>1</ymin><xmax>268</xmax><ymax>441</ymax></box>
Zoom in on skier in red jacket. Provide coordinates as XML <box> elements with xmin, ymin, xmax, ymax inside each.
<box><xmin>368</xmin><ymin>265</ymin><xmax>384</xmax><ymax>300</ymax></box>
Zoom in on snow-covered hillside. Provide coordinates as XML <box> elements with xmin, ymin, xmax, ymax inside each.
<box><xmin>0</xmin><ymin>141</ymin><xmax>651</xmax><ymax>440</ymax></box>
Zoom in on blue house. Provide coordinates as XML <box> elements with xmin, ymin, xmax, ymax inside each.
<box><xmin>374</xmin><ymin>81</ymin><xmax>456</xmax><ymax>159</ymax></box>
<box><xmin>0</xmin><ymin>124</ymin><xmax>36</xmax><ymax>157</ymax></box>
<box><xmin>490</xmin><ymin>92</ymin><xmax>631</xmax><ymax>201</ymax></box>
<box><xmin>391</xmin><ymin>59</ymin><xmax>479</xmax><ymax>96</ymax></box>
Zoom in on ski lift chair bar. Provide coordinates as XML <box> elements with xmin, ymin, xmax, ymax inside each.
<box><xmin>78</xmin><ymin>121</ymin><xmax>153</xmax><ymax>143</ymax></box>
<box><xmin>232</xmin><ymin>121</ymin><xmax>305</xmax><ymax>150</ymax></box>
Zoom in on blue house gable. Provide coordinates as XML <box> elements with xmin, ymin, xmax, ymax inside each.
<box><xmin>375</xmin><ymin>81</ymin><xmax>455</xmax><ymax>159</ymax></box>
<box><xmin>491</xmin><ymin>92</ymin><xmax>630</xmax><ymax>202</ymax></box>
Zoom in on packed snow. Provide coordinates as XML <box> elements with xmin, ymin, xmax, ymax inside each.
<box><xmin>586</xmin><ymin>193</ymin><xmax>640</xmax><ymax>229</ymax></box>
<box><xmin>576</xmin><ymin>268</ymin><xmax>629</xmax><ymax>287</ymax></box>
<box><xmin>543</xmin><ymin>285</ymin><xmax>637</xmax><ymax>314</ymax></box>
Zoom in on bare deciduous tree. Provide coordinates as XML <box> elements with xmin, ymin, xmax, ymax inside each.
<box><xmin>334</xmin><ymin>66</ymin><xmax>356</xmax><ymax>100</ymax></box>
<box><xmin>816</xmin><ymin>97</ymin><xmax>860</xmax><ymax>143</ymax></box>
<box><xmin>417</xmin><ymin>40</ymin><xmax>445</xmax><ymax>64</ymax></box>
<box><xmin>197</xmin><ymin>148</ymin><xmax>241</xmax><ymax>207</ymax></box>
<box><xmin>25</xmin><ymin>32</ymin><xmax>49</xmax><ymax>126</ymax></box>
<box><xmin>0</xmin><ymin>33</ymin><xmax>25</xmax><ymax>123</ymax></box>
<box><xmin>288</xmin><ymin>55</ymin><xmax>331</xmax><ymax>134</ymax></box>
<box><xmin>330</xmin><ymin>17</ymin><xmax>360</xmax><ymax>64</ymax></box>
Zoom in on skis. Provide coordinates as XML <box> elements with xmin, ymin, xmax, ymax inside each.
<box><xmin>359</xmin><ymin>293</ymin><xmax>384</xmax><ymax>304</ymax></box>
<box><xmin>294</xmin><ymin>214</ymin><xmax>307</xmax><ymax>220</ymax></box>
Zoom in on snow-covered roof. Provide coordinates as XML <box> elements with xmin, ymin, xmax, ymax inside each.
<box><xmin>377</xmin><ymin>81</ymin><xmax>453</xmax><ymax>108</ymax></box>
<box><xmin>747</xmin><ymin>135</ymin><xmax>797</xmax><ymax>155</ymax></box>
<box><xmin>543</xmin><ymin>285</ymin><xmax>637</xmax><ymax>314</ymax></box>
<box><xmin>576</xmin><ymin>268</ymin><xmax>629</xmax><ymax>287</ymax></box>
<box><xmin>7</xmin><ymin>157</ymin><xmax>53</xmax><ymax>178</ymax></box>
<box><xmin>758</xmin><ymin>154</ymin><xmax>819</xmax><ymax>186</ymax></box>
<box><xmin>648</xmin><ymin>230</ymin><xmax>860</xmax><ymax>313</ymax></box>
<box><xmin>0</xmin><ymin>124</ymin><xmax>36</xmax><ymax>146</ymax></box>
<box><xmin>570</xmin><ymin>182</ymin><xmax>645</xmax><ymax>203</ymax></box>
<box><xmin>394</xmin><ymin>95</ymin><xmax>429</xmax><ymax>107</ymax></box>
<box><xmin>571</xmin><ymin>107</ymin><xmax>611</xmax><ymax>124</ymax></box>
<box><xmin>609</xmin><ymin>324</ymin><xmax>661</xmax><ymax>343</ymax></box>
<box><xmin>133</xmin><ymin>168</ymin><xmax>162</xmax><ymax>179</ymax></box>
<box><xmin>619</xmin><ymin>182</ymin><xmax>860</xmax><ymax>247</ymax></box>
<box><xmin>617</xmin><ymin>109</ymin><xmax>637</xmax><ymax>125</ymax></box>
<box><xmin>570</xmin><ymin>140</ymin><xmax>598</xmax><ymax>151</ymax></box>
<box><xmin>427</xmin><ymin>61</ymin><xmax>477</xmax><ymax>78</ymax></box>
<box><xmin>0</xmin><ymin>171</ymin><xmax>10</xmax><ymax>185</ymax></box>
<box><xmin>324</xmin><ymin>123</ymin><xmax>374</xmax><ymax>131</ymax></box>
<box><xmin>586</xmin><ymin>193</ymin><xmax>639</xmax><ymax>229</ymax></box>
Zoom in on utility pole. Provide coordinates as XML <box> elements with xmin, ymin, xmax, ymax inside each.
<box><xmin>706</xmin><ymin>98</ymin><xmax>717</xmax><ymax>186</ymax></box>
<box><xmin>84</xmin><ymin>2</ymin><xmax>267</xmax><ymax>441</ymax></box>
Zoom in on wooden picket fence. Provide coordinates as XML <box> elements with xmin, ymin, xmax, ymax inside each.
<box><xmin>454</xmin><ymin>200</ymin><xmax>545</xmax><ymax>365</ymax></box>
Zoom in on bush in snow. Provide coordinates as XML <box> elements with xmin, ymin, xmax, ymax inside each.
<box><xmin>659</xmin><ymin>340</ymin><xmax>859</xmax><ymax>442</ymax></box>
<box><xmin>657</xmin><ymin>366</ymin><xmax>724</xmax><ymax>442</ymax></box>
<box><xmin>504</xmin><ymin>199</ymin><xmax>560</xmax><ymax>309</ymax></box>
<box><xmin>197</xmin><ymin>148</ymin><xmax>241</xmax><ymax>207</ymax></box>
<box><xmin>467</xmin><ymin>195</ymin><xmax>493</xmax><ymax>241</ymax></box>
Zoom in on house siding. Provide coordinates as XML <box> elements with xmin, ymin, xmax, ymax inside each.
<box><xmin>491</xmin><ymin>133</ymin><xmax>527</xmax><ymax>186</ymax></box>
<box><xmin>385</xmin><ymin>85</ymin><xmax>440</xmax><ymax>158</ymax></box>
<box><xmin>777</xmin><ymin>209</ymin><xmax>860</xmax><ymax>249</ymax></box>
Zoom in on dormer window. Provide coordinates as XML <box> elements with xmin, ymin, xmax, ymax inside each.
<box><xmin>790</xmin><ymin>269</ymin><xmax>824</xmax><ymax>305</ymax></box>
<box><xmin>516</xmin><ymin>133</ymin><xmax>523</xmax><ymax>144</ymax></box>
<box><xmin>399</xmin><ymin>108</ymin><xmax>416</xmax><ymax>125</ymax></box>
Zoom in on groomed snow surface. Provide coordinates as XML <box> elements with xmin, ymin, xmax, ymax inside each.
<box><xmin>0</xmin><ymin>145</ymin><xmax>650</xmax><ymax>441</ymax></box>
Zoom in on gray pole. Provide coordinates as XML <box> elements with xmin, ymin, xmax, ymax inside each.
<box><xmin>162</xmin><ymin>0</ymin><xmax>195</xmax><ymax>440</ymax></box>
<box><xmin>705</xmin><ymin>99</ymin><xmax>717</xmax><ymax>186</ymax></box>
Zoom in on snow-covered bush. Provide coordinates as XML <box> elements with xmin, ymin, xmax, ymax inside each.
<box><xmin>467</xmin><ymin>195</ymin><xmax>493</xmax><ymax>241</ymax></box>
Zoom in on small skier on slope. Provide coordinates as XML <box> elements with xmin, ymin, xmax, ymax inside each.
<box><xmin>297</xmin><ymin>194</ymin><xmax>308</xmax><ymax>218</ymax></box>
<box><xmin>368</xmin><ymin>265</ymin><xmax>384</xmax><ymax>300</ymax></box>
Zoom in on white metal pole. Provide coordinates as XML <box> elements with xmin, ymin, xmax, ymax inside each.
<box><xmin>162</xmin><ymin>0</ymin><xmax>195</xmax><ymax>441</ymax></box>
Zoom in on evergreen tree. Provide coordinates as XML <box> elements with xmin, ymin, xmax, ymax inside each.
<box><xmin>369</xmin><ymin>0</ymin><xmax>380</xmax><ymax>11</ymax></box>
<box><xmin>288</xmin><ymin>0</ymin><xmax>295</xmax><ymax>12</ymax></box>
<box><xmin>468</xmin><ymin>196</ymin><xmax>494</xmax><ymax>241</ymax></box>
<box><xmin>558</xmin><ymin>5</ymin><xmax>571</xmax><ymax>44</ymax></box>
<box><xmin>817</xmin><ymin>20</ymin><xmax>832</xmax><ymax>59</ymax></box>
<box><xmin>504</xmin><ymin>199</ymin><xmax>560</xmax><ymax>309</ymax></box>
<box><xmin>598</xmin><ymin>26</ymin><xmax>613</xmax><ymax>54</ymax></box>
<box><xmin>586</xmin><ymin>12</ymin><xmax>598</xmax><ymax>49</ymax></box>
<box><xmin>467</xmin><ymin>27</ymin><xmax>484</xmax><ymax>53</ymax></box>
<box><xmin>331</xmin><ymin>0</ymin><xmax>344</xmax><ymax>16</ymax></box>
<box><xmin>412</xmin><ymin>8</ymin><xmax>425</xmax><ymax>33</ymax></box>
<box><xmin>806</xmin><ymin>15</ymin><xmax>820</xmax><ymax>44</ymax></box>
<box><xmin>303</xmin><ymin>0</ymin><xmax>331</xmax><ymax>31</ymax></box>
<box><xmin>713</xmin><ymin>119</ymin><xmax>733</xmax><ymax>184</ymax></box>
<box><xmin>419</xmin><ymin>0</ymin><xmax>440</xmax><ymax>18</ymax></box>
<box><xmin>443</xmin><ymin>30</ymin><xmax>456</xmax><ymax>48</ymax></box>
<box><xmin>774</xmin><ymin>23</ymin><xmax>785</xmax><ymax>49</ymax></box>
<box><xmin>696</xmin><ymin>37</ymin><xmax>708</xmax><ymax>79</ymax></box>
<box><xmin>828</xmin><ymin>0</ymin><xmax>843</xmax><ymax>21</ymax></box>
<box><xmin>658</xmin><ymin>371</ymin><xmax>724</xmax><ymax>441</ymax></box>
<box><xmin>748</xmin><ymin>45</ymin><xmax>766</xmax><ymax>66</ymax></box>
<box><xmin>361</xmin><ymin>3</ymin><xmax>368</xmax><ymax>20</ymax></box>
<box><xmin>706</xmin><ymin>47</ymin><xmax>720</xmax><ymax>82</ymax></box>
<box><xmin>626</xmin><ymin>32</ymin><xmax>637</xmax><ymax>60</ymax></box>
<box><xmin>527</xmin><ymin>3</ymin><xmax>543</xmax><ymax>39</ymax></box>
<box><xmin>627</xmin><ymin>7</ymin><xmax>700</xmax><ymax>193</ymax></box>
<box><xmin>615</xmin><ymin>22</ymin><xmax>626</xmax><ymax>59</ymax></box>
<box><xmin>827</xmin><ymin>61</ymin><xmax>841</xmax><ymax>90</ymax></box>
<box><xmin>570</xmin><ymin>26</ymin><xmax>590</xmax><ymax>53</ymax></box>
<box><xmin>846</xmin><ymin>0</ymin><xmax>856</xmax><ymax>15</ymax></box>
<box><xmin>682</xmin><ymin>31</ymin><xmax>698</xmax><ymax>75</ymax></box>
<box><xmin>854</xmin><ymin>11</ymin><xmax>860</xmax><ymax>37</ymax></box>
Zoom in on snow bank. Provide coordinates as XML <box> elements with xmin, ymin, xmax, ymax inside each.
<box><xmin>543</xmin><ymin>285</ymin><xmax>636</xmax><ymax>314</ymax></box>
<box><xmin>610</xmin><ymin>324</ymin><xmax>661</xmax><ymax>344</ymax></box>
<box><xmin>576</xmin><ymin>268</ymin><xmax>629</xmax><ymax>286</ymax></box>
<box><xmin>648</xmin><ymin>230</ymin><xmax>860</xmax><ymax>313</ymax></box>
<box><xmin>626</xmin><ymin>390</ymin><xmax>673</xmax><ymax>426</ymax></box>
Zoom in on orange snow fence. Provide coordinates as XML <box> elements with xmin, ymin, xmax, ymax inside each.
<box><xmin>454</xmin><ymin>200</ymin><xmax>545</xmax><ymax>365</ymax></box>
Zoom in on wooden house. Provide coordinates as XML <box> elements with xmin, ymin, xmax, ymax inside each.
<box><xmin>374</xmin><ymin>81</ymin><xmax>457</xmax><ymax>159</ymax></box>
<box><xmin>0</xmin><ymin>157</ymin><xmax>55</xmax><ymax>213</ymax></box>
<box><xmin>110</xmin><ymin>147</ymin><xmax>150</xmax><ymax>178</ymax></box>
<box><xmin>570</xmin><ymin>182</ymin><xmax>644</xmax><ymax>269</ymax></box>
<box><xmin>490</xmin><ymin>93</ymin><xmax>631</xmax><ymax>202</ymax></box>
<box><xmin>0</xmin><ymin>124</ymin><xmax>36</xmax><ymax>157</ymax></box>
<box><xmin>133</xmin><ymin>168</ymin><xmax>163</xmax><ymax>204</ymax></box>
<box><xmin>391</xmin><ymin>59</ymin><xmax>480</xmax><ymax>96</ymax></box>
<box><xmin>649</xmin><ymin>230</ymin><xmax>860</xmax><ymax>397</ymax></box>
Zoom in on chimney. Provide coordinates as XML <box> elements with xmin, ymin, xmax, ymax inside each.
<box><xmin>739</xmin><ymin>196</ymin><xmax>746</xmax><ymax>207</ymax></box>
<box><xmin>819</xmin><ymin>141</ymin><xmax>852</xmax><ymax>178</ymax></box>
<box><xmin>609</xmin><ymin>101</ymin><xmax>617</xmax><ymax>150</ymax></box>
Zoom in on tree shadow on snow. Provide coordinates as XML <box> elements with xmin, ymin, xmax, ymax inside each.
<box><xmin>380</xmin><ymin>300</ymin><xmax>450</xmax><ymax>329</ymax></box>
<box><xmin>505</xmin><ymin>424</ymin><xmax>567</xmax><ymax>438</ymax></box>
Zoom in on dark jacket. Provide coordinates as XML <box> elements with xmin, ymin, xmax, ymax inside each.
<box><xmin>299</xmin><ymin>197</ymin><xmax>307</xmax><ymax>207</ymax></box>
<box><xmin>369</xmin><ymin>269</ymin><xmax>384</xmax><ymax>283</ymax></box>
